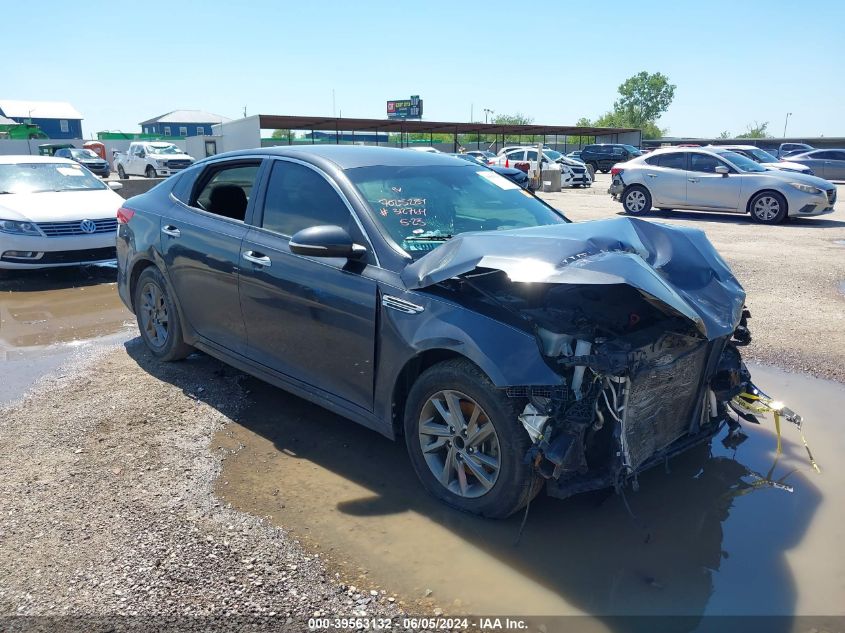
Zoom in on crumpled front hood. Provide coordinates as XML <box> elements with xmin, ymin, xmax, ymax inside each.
<box><xmin>401</xmin><ymin>217</ymin><xmax>745</xmax><ymax>339</ymax></box>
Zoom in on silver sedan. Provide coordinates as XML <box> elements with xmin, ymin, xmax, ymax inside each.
<box><xmin>608</xmin><ymin>147</ymin><xmax>837</xmax><ymax>224</ymax></box>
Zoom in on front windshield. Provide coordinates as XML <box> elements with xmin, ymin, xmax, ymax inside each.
<box><xmin>716</xmin><ymin>151</ymin><xmax>767</xmax><ymax>173</ymax></box>
<box><xmin>543</xmin><ymin>150</ymin><xmax>562</xmax><ymax>160</ymax></box>
<box><xmin>746</xmin><ymin>148</ymin><xmax>778</xmax><ymax>163</ymax></box>
<box><xmin>147</xmin><ymin>144</ymin><xmax>182</xmax><ymax>155</ymax></box>
<box><xmin>0</xmin><ymin>162</ymin><xmax>108</xmax><ymax>194</ymax></box>
<box><xmin>346</xmin><ymin>164</ymin><xmax>568</xmax><ymax>257</ymax></box>
<box><xmin>70</xmin><ymin>149</ymin><xmax>100</xmax><ymax>160</ymax></box>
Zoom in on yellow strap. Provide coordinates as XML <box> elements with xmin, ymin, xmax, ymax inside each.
<box><xmin>801</xmin><ymin>430</ymin><xmax>822</xmax><ymax>474</ymax></box>
<box><xmin>732</xmin><ymin>392</ymin><xmax>820</xmax><ymax>474</ymax></box>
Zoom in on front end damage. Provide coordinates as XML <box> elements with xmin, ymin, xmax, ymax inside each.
<box><xmin>402</xmin><ymin>217</ymin><xmax>805</xmax><ymax>500</ymax></box>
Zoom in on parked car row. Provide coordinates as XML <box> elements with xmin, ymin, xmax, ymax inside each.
<box><xmin>608</xmin><ymin>146</ymin><xmax>837</xmax><ymax>224</ymax></box>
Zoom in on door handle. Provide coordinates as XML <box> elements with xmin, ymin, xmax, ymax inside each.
<box><xmin>243</xmin><ymin>251</ymin><xmax>271</xmax><ymax>267</ymax></box>
<box><xmin>688</xmin><ymin>177</ymin><xmax>700</xmax><ymax>183</ymax></box>
<box><xmin>646</xmin><ymin>173</ymin><xmax>657</xmax><ymax>178</ymax></box>
<box><xmin>161</xmin><ymin>225</ymin><xmax>181</xmax><ymax>237</ymax></box>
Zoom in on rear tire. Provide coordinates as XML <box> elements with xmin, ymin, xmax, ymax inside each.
<box><xmin>622</xmin><ymin>185</ymin><xmax>652</xmax><ymax>215</ymax></box>
<box><xmin>749</xmin><ymin>191</ymin><xmax>787</xmax><ymax>224</ymax></box>
<box><xmin>117</xmin><ymin>165</ymin><xmax>126</xmax><ymax>179</ymax></box>
<box><xmin>404</xmin><ymin>359</ymin><xmax>542</xmax><ymax>519</ymax></box>
<box><xmin>133</xmin><ymin>267</ymin><xmax>193</xmax><ymax>361</ymax></box>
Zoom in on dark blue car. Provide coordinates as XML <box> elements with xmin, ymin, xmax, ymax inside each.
<box><xmin>116</xmin><ymin>146</ymin><xmax>756</xmax><ymax>518</ymax></box>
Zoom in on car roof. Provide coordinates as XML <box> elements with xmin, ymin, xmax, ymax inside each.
<box><xmin>0</xmin><ymin>155</ymin><xmax>76</xmax><ymax>165</ymax></box>
<box><xmin>713</xmin><ymin>145</ymin><xmax>760</xmax><ymax>150</ymax></box>
<box><xmin>198</xmin><ymin>145</ymin><xmax>470</xmax><ymax>170</ymax></box>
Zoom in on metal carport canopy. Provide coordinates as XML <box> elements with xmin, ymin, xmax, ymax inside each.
<box><xmin>257</xmin><ymin>114</ymin><xmax>637</xmax><ymax>137</ymax></box>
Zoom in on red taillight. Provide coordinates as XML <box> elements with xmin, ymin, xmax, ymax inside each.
<box><xmin>117</xmin><ymin>207</ymin><xmax>135</xmax><ymax>224</ymax></box>
<box><xmin>610</xmin><ymin>167</ymin><xmax>624</xmax><ymax>177</ymax></box>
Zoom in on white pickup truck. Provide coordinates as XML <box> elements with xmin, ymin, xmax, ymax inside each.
<box><xmin>114</xmin><ymin>142</ymin><xmax>195</xmax><ymax>179</ymax></box>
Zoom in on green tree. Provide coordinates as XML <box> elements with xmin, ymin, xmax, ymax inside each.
<box><xmin>492</xmin><ymin>113</ymin><xmax>537</xmax><ymax>142</ymax></box>
<box><xmin>740</xmin><ymin>121</ymin><xmax>770</xmax><ymax>138</ymax></box>
<box><xmin>271</xmin><ymin>129</ymin><xmax>292</xmax><ymax>140</ymax></box>
<box><xmin>718</xmin><ymin>130</ymin><xmax>732</xmax><ymax>139</ymax></box>
<box><xmin>613</xmin><ymin>71</ymin><xmax>676</xmax><ymax>129</ymax></box>
<box><xmin>593</xmin><ymin>110</ymin><xmax>665</xmax><ymax>139</ymax></box>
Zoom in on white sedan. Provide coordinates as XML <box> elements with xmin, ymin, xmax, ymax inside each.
<box><xmin>608</xmin><ymin>147</ymin><xmax>837</xmax><ymax>224</ymax></box>
<box><xmin>0</xmin><ymin>156</ymin><xmax>125</xmax><ymax>273</ymax></box>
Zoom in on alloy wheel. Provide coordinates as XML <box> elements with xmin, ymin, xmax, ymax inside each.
<box><xmin>418</xmin><ymin>390</ymin><xmax>501</xmax><ymax>498</ymax></box>
<box><xmin>139</xmin><ymin>282</ymin><xmax>169</xmax><ymax>348</ymax></box>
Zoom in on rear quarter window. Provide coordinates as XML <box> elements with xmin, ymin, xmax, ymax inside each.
<box><xmin>170</xmin><ymin>165</ymin><xmax>203</xmax><ymax>204</ymax></box>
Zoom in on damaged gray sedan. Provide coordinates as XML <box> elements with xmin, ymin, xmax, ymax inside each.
<box><xmin>117</xmin><ymin>146</ymin><xmax>774</xmax><ymax>518</ymax></box>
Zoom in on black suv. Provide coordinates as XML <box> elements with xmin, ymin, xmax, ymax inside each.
<box><xmin>116</xmin><ymin>146</ymin><xmax>757</xmax><ymax>518</ymax></box>
<box><xmin>580</xmin><ymin>144</ymin><xmax>642</xmax><ymax>173</ymax></box>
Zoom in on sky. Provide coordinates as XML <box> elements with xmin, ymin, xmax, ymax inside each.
<box><xmin>3</xmin><ymin>0</ymin><xmax>844</xmax><ymax>139</ymax></box>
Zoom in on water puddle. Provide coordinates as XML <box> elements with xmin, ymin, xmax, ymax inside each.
<box><xmin>0</xmin><ymin>265</ymin><xmax>134</xmax><ymax>404</ymax></box>
<box><xmin>215</xmin><ymin>364</ymin><xmax>845</xmax><ymax>618</ymax></box>
<box><xmin>834</xmin><ymin>240</ymin><xmax>845</xmax><ymax>247</ymax></box>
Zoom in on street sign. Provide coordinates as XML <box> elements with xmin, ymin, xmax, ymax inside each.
<box><xmin>387</xmin><ymin>95</ymin><xmax>423</xmax><ymax>120</ymax></box>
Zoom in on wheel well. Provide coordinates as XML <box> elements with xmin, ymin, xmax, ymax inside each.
<box><xmin>746</xmin><ymin>189</ymin><xmax>788</xmax><ymax>215</ymax></box>
<box><xmin>391</xmin><ymin>349</ymin><xmax>474</xmax><ymax>437</ymax></box>
<box><xmin>128</xmin><ymin>259</ymin><xmax>156</xmax><ymax>312</ymax></box>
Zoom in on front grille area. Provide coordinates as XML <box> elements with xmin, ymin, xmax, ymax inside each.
<box><xmin>166</xmin><ymin>160</ymin><xmax>191</xmax><ymax>170</ymax></box>
<box><xmin>38</xmin><ymin>218</ymin><xmax>117</xmax><ymax>237</ymax></box>
<box><xmin>571</xmin><ymin>166</ymin><xmax>586</xmax><ymax>174</ymax></box>
<box><xmin>623</xmin><ymin>344</ymin><xmax>709</xmax><ymax>470</ymax></box>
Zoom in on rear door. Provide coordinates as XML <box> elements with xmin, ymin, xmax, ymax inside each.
<box><xmin>685</xmin><ymin>153</ymin><xmax>742</xmax><ymax>211</ymax></box>
<box><xmin>238</xmin><ymin>158</ymin><xmax>378</xmax><ymax>411</ymax></box>
<box><xmin>643</xmin><ymin>152</ymin><xmax>688</xmax><ymax>206</ymax></box>
<box><xmin>822</xmin><ymin>150</ymin><xmax>845</xmax><ymax>180</ymax></box>
<box><xmin>161</xmin><ymin>158</ymin><xmax>264</xmax><ymax>353</ymax></box>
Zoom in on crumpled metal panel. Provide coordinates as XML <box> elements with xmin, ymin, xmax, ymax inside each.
<box><xmin>400</xmin><ymin>217</ymin><xmax>746</xmax><ymax>339</ymax></box>
<box><xmin>623</xmin><ymin>344</ymin><xmax>710</xmax><ymax>469</ymax></box>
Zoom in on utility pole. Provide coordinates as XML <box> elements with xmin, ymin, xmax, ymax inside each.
<box><xmin>783</xmin><ymin>112</ymin><xmax>792</xmax><ymax>138</ymax></box>
<box><xmin>483</xmin><ymin>108</ymin><xmax>494</xmax><ymax>124</ymax></box>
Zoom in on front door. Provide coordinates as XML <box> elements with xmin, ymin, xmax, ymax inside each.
<box><xmin>685</xmin><ymin>153</ymin><xmax>743</xmax><ymax>211</ymax></box>
<box><xmin>238</xmin><ymin>159</ymin><xmax>378</xmax><ymax>411</ymax></box>
<box><xmin>161</xmin><ymin>159</ymin><xmax>263</xmax><ymax>353</ymax></box>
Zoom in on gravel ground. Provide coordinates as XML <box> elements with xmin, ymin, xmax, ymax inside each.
<box><xmin>540</xmin><ymin>176</ymin><xmax>845</xmax><ymax>382</ymax></box>
<box><xmin>0</xmin><ymin>340</ymin><xmax>409</xmax><ymax>631</ymax></box>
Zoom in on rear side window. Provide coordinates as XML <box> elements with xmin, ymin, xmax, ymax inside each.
<box><xmin>655</xmin><ymin>152</ymin><xmax>687</xmax><ymax>170</ymax></box>
<box><xmin>260</xmin><ymin>161</ymin><xmax>352</xmax><ymax>237</ymax></box>
<box><xmin>191</xmin><ymin>162</ymin><xmax>261</xmax><ymax>222</ymax></box>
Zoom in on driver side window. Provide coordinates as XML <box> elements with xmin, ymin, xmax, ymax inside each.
<box><xmin>261</xmin><ymin>161</ymin><xmax>353</xmax><ymax>237</ymax></box>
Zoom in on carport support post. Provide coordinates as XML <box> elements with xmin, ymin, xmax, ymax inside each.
<box><xmin>287</xmin><ymin>130</ymin><xmax>291</xmax><ymax>145</ymax></box>
<box><xmin>453</xmin><ymin>128</ymin><xmax>458</xmax><ymax>153</ymax></box>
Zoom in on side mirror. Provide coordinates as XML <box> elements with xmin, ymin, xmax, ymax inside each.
<box><xmin>107</xmin><ymin>181</ymin><xmax>123</xmax><ymax>191</ymax></box>
<box><xmin>138</xmin><ymin>151</ymin><xmax>145</xmax><ymax>158</ymax></box>
<box><xmin>714</xmin><ymin>165</ymin><xmax>730</xmax><ymax>176</ymax></box>
<box><xmin>289</xmin><ymin>225</ymin><xmax>366</xmax><ymax>260</ymax></box>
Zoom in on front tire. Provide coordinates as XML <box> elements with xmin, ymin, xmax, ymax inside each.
<box><xmin>133</xmin><ymin>267</ymin><xmax>193</xmax><ymax>361</ymax></box>
<box><xmin>749</xmin><ymin>191</ymin><xmax>787</xmax><ymax>224</ymax></box>
<box><xmin>117</xmin><ymin>165</ymin><xmax>126</xmax><ymax>179</ymax></box>
<box><xmin>622</xmin><ymin>185</ymin><xmax>652</xmax><ymax>215</ymax></box>
<box><xmin>404</xmin><ymin>359</ymin><xmax>542</xmax><ymax>518</ymax></box>
<box><xmin>145</xmin><ymin>165</ymin><xmax>157</xmax><ymax>179</ymax></box>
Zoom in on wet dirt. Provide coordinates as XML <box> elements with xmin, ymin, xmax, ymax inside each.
<box><xmin>215</xmin><ymin>364</ymin><xmax>845</xmax><ymax>619</ymax></box>
<box><xmin>0</xmin><ymin>265</ymin><xmax>134</xmax><ymax>403</ymax></box>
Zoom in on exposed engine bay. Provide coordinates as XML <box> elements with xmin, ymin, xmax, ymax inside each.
<box><xmin>402</xmin><ymin>217</ymin><xmax>812</xmax><ymax>499</ymax></box>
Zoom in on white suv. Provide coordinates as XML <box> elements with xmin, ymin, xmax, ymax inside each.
<box><xmin>491</xmin><ymin>147</ymin><xmax>591</xmax><ymax>187</ymax></box>
<box><xmin>608</xmin><ymin>147</ymin><xmax>836</xmax><ymax>224</ymax></box>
